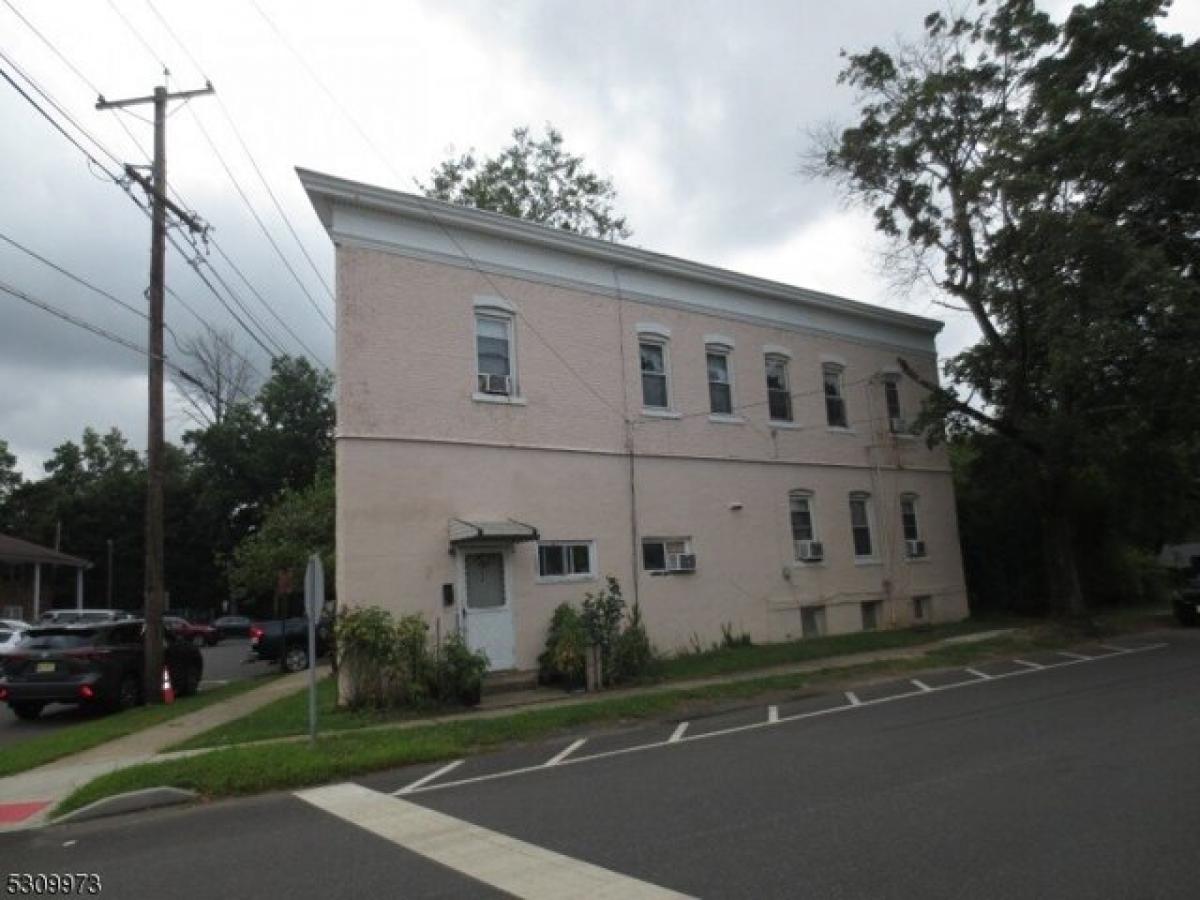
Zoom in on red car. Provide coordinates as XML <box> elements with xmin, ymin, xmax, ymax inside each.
<box><xmin>164</xmin><ymin>617</ymin><xmax>219</xmax><ymax>647</ymax></box>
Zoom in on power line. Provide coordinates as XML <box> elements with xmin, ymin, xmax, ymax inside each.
<box><xmin>185</xmin><ymin>105</ymin><xmax>335</xmax><ymax>332</ymax></box>
<box><xmin>0</xmin><ymin>277</ymin><xmax>202</xmax><ymax>387</ymax></box>
<box><xmin>104</xmin><ymin>0</ymin><xmax>168</xmax><ymax>75</ymax></box>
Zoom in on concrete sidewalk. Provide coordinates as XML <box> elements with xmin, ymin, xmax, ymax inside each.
<box><xmin>0</xmin><ymin>666</ymin><xmax>328</xmax><ymax>832</ymax></box>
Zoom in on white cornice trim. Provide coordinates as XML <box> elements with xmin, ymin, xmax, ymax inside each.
<box><xmin>473</xmin><ymin>294</ymin><xmax>515</xmax><ymax>314</ymax></box>
<box><xmin>763</xmin><ymin>344</ymin><xmax>793</xmax><ymax>359</ymax></box>
<box><xmin>635</xmin><ymin>322</ymin><xmax>672</xmax><ymax>340</ymax></box>
<box><xmin>703</xmin><ymin>333</ymin><xmax>736</xmax><ymax>349</ymax></box>
<box><xmin>297</xmin><ymin>167</ymin><xmax>944</xmax><ymax>338</ymax></box>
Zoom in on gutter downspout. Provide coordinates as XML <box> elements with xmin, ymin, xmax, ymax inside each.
<box><xmin>613</xmin><ymin>265</ymin><xmax>640</xmax><ymax>609</ymax></box>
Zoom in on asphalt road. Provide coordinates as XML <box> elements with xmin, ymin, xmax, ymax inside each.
<box><xmin>3</xmin><ymin>630</ymin><xmax>1198</xmax><ymax>899</ymax></box>
<box><xmin>0</xmin><ymin>638</ymin><xmax>270</xmax><ymax>748</ymax></box>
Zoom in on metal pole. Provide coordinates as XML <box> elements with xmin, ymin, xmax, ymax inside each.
<box><xmin>307</xmin><ymin>609</ymin><xmax>317</xmax><ymax>745</ymax></box>
<box><xmin>106</xmin><ymin>539</ymin><xmax>113</xmax><ymax>608</ymax></box>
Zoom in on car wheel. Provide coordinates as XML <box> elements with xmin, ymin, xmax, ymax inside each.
<box><xmin>283</xmin><ymin>645</ymin><xmax>309</xmax><ymax>673</ymax></box>
<box><xmin>115</xmin><ymin>673</ymin><xmax>142</xmax><ymax>711</ymax></box>
<box><xmin>11</xmin><ymin>701</ymin><xmax>44</xmax><ymax>721</ymax></box>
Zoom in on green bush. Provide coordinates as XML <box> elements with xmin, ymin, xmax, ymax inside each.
<box><xmin>611</xmin><ymin>601</ymin><xmax>658</xmax><ymax>683</ymax></box>
<box><xmin>582</xmin><ymin>576</ymin><xmax>625</xmax><ymax>682</ymax></box>
<box><xmin>336</xmin><ymin>606</ymin><xmax>487</xmax><ymax>711</ymax></box>
<box><xmin>720</xmin><ymin>621</ymin><xmax>753</xmax><ymax>648</ymax></box>
<box><xmin>437</xmin><ymin>632</ymin><xmax>488</xmax><ymax>706</ymax></box>
<box><xmin>538</xmin><ymin>603</ymin><xmax>587</xmax><ymax>688</ymax></box>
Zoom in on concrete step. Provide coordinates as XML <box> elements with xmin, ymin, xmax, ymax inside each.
<box><xmin>483</xmin><ymin>669</ymin><xmax>539</xmax><ymax>696</ymax></box>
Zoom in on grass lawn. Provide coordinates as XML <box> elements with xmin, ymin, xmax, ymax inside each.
<box><xmin>0</xmin><ymin>676</ymin><xmax>276</xmax><ymax>779</ymax></box>
<box><xmin>57</xmin><ymin>624</ymin><xmax>1109</xmax><ymax>817</ymax></box>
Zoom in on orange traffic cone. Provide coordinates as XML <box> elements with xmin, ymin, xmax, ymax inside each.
<box><xmin>161</xmin><ymin>666</ymin><xmax>175</xmax><ymax>704</ymax></box>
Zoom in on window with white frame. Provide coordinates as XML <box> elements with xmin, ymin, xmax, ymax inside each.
<box><xmin>640</xmin><ymin>340</ymin><xmax>670</xmax><ymax>409</ymax></box>
<box><xmin>848</xmin><ymin>492</ymin><xmax>874</xmax><ymax>558</ymax></box>
<box><xmin>765</xmin><ymin>355</ymin><xmax>793</xmax><ymax>422</ymax></box>
<box><xmin>642</xmin><ymin>537</ymin><xmax>692</xmax><ymax>573</ymax></box>
<box><xmin>824</xmin><ymin>363</ymin><xmax>848</xmax><ymax>427</ymax></box>
<box><xmin>706</xmin><ymin>346</ymin><xmax>733</xmax><ymax>415</ymax></box>
<box><xmin>789</xmin><ymin>490</ymin><xmax>815</xmax><ymax>543</ymax></box>
<box><xmin>900</xmin><ymin>495</ymin><xmax>920</xmax><ymax>543</ymax></box>
<box><xmin>475</xmin><ymin>312</ymin><xmax>514</xmax><ymax>396</ymax></box>
<box><xmin>536</xmin><ymin>541</ymin><xmax>595</xmax><ymax>581</ymax></box>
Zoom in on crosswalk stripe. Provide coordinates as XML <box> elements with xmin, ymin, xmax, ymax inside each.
<box><xmin>297</xmin><ymin>783</ymin><xmax>692</xmax><ymax>899</ymax></box>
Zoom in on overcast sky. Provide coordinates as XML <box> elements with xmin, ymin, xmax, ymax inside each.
<box><xmin>2</xmin><ymin>0</ymin><xmax>1196</xmax><ymax>477</ymax></box>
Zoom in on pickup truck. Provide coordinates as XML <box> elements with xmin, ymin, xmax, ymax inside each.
<box><xmin>248</xmin><ymin>616</ymin><xmax>333</xmax><ymax>672</ymax></box>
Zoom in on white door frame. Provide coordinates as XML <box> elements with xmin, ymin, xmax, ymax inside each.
<box><xmin>456</xmin><ymin>542</ymin><xmax>517</xmax><ymax>671</ymax></box>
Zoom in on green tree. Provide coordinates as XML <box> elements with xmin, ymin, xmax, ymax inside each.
<box><xmin>0</xmin><ymin>438</ymin><xmax>21</xmax><ymax>509</ymax></box>
<box><xmin>815</xmin><ymin>0</ymin><xmax>1200</xmax><ymax>614</ymax></box>
<box><xmin>421</xmin><ymin>124</ymin><xmax>632</xmax><ymax>240</ymax></box>
<box><xmin>229</xmin><ymin>475</ymin><xmax>334</xmax><ymax>602</ymax></box>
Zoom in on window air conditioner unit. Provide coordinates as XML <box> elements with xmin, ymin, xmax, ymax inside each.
<box><xmin>667</xmin><ymin>553</ymin><xmax>697</xmax><ymax>572</ymax></box>
<box><xmin>889</xmin><ymin>417</ymin><xmax>909</xmax><ymax>434</ymax></box>
<box><xmin>906</xmin><ymin>540</ymin><xmax>927</xmax><ymax>559</ymax></box>
<box><xmin>478</xmin><ymin>373</ymin><xmax>511</xmax><ymax>396</ymax></box>
<box><xmin>795</xmin><ymin>540</ymin><xmax>824</xmax><ymax>562</ymax></box>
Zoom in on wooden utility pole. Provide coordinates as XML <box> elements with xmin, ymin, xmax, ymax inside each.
<box><xmin>97</xmin><ymin>79</ymin><xmax>213</xmax><ymax>703</ymax></box>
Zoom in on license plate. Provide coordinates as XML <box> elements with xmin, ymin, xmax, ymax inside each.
<box><xmin>36</xmin><ymin>661</ymin><xmax>56</xmax><ymax>674</ymax></box>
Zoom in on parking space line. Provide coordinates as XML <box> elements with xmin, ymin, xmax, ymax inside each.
<box><xmin>397</xmin><ymin>642</ymin><xmax>1169</xmax><ymax>797</ymax></box>
<box><xmin>1100</xmin><ymin>643</ymin><xmax>1132</xmax><ymax>653</ymax></box>
<box><xmin>299</xmin><ymin>783</ymin><xmax>692</xmax><ymax>899</ymax></box>
<box><xmin>911</xmin><ymin>679</ymin><xmax>933</xmax><ymax>692</ymax></box>
<box><xmin>1057</xmin><ymin>650</ymin><xmax>1090</xmax><ymax>661</ymax></box>
<box><xmin>545</xmin><ymin>739</ymin><xmax>587</xmax><ymax>766</ymax></box>
<box><xmin>767</xmin><ymin>705</ymin><xmax>779</xmax><ymax>723</ymax></box>
<box><xmin>1012</xmin><ymin>659</ymin><xmax>1044</xmax><ymax>670</ymax></box>
<box><xmin>394</xmin><ymin>759</ymin><xmax>464</xmax><ymax>795</ymax></box>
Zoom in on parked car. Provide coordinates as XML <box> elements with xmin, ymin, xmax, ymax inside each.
<box><xmin>0</xmin><ymin>618</ymin><xmax>29</xmax><ymax>631</ymax></box>
<box><xmin>249</xmin><ymin>615</ymin><xmax>333</xmax><ymax>672</ymax></box>
<box><xmin>213</xmin><ymin>615</ymin><xmax>252</xmax><ymax>639</ymax></box>
<box><xmin>38</xmin><ymin>608</ymin><xmax>135</xmax><ymax>625</ymax></box>
<box><xmin>0</xmin><ymin>625</ymin><xmax>27</xmax><ymax>655</ymax></box>
<box><xmin>164</xmin><ymin>616</ymin><xmax>220</xmax><ymax>647</ymax></box>
<box><xmin>0</xmin><ymin>621</ymin><xmax>202</xmax><ymax>720</ymax></box>
<box><xmin>1173</xmin><ymin>573</ymin><xmax>1200</xmax><ymax>626</ymax></box>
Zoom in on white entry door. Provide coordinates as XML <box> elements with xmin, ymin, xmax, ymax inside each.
<box><xmin>462</xmin><ymin>550</ymin><xmax>515</xmax><ymax>671</ymax></box>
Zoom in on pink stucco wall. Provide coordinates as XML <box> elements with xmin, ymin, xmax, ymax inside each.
<box><xmin>334</xmin><ymin>246</ymin><xmax>969</xmax><ymax>669</ymax></box>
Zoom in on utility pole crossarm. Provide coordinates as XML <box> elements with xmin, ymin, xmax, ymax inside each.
<box><xmin>95</xmin><ymin>82</ymin><xmax>214</xmax><ymax>111</ymax></box>
<box><xmin>123</xmin><ymin>165</ymin><xmax>203</xmax><ymax>233</ymax></box>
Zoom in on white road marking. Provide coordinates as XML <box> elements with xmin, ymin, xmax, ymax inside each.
<box><xmin>298</xmin><ymin>783</ymin><xmax>691</xmax><ymax>899</ymax></box>
<box><xmin>767</xmin><ymin>705</ymin><xmax>779</xmax><ymax>723</ymax></box>
<box><xmin>1057</xmin><ymin>650</ymin><xmax>1090</xmax><ymax>661</ymax></box>
<box><xmin>1012</xmin><ymin>659</ymin><xmax>1044</xmax><ymax>670</ymax></box>
<box><xmin>545</xmin><ymin>738</ymin><xmax>587</xmax><ymax>766</ymax></box>
<box><xmin>911</xmin><ymin>679</ymin><xmax>933</xmax><ymax>692</ymax></box>
<box><xmin>1100</xmin><ymin>643</ymin><xmax>1131</xmax><ymax>653</ymax></box>
<box><xmin>394</xmin><ymin>759</ymin><xmax>463</xmax><ymax>795</ymax></box>
<box><xmin>396</xmin><ymin>642</ymin><xmax>1169</xmax><ymax>797</ymax></box>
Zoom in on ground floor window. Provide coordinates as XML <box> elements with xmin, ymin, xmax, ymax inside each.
<box><xmin>536</xmin><ymin>541</ymin><xmax>595</xmax><ymax>581</ymax></box>
<box><xmin>861</xmin><ymin>600</ymin><xmax>881</xmax><ymax>631</ymax></box>
<box><xmin>801</xmin><ymin>605</ymin><xmax>826</xmax><ymax>637</ymax></box>
<box><xmin>912</xmin><ymin>594</ymin><xmax>931</xmax><ymax>621</ymax></box>
<box><xmin>642</xmin><ymin>537</ymin><xmax>693</xmax><ymax>573</ymax></box>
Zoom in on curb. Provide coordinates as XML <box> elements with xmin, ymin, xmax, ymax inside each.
<box><xmin>53</xmin><ymin>787</ymin><xmax>198</xmax><ymax>825</ymax></box>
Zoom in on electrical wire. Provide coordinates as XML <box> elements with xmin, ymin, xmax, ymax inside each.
<box><xmin>104</xmin><ymin>0</ymin><xmax>168</xmax><ymax>76</ymax></box>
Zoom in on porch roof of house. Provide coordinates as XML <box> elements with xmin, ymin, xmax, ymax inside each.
<box><xmin>448</xmin><ymin>518</ymin><xmax>540</xmax><ymax>545</ymax></box>
<box><xmin>0</xmin><ymin>533</ymin><xmax>91</xmax><ymax>569</ymax></box>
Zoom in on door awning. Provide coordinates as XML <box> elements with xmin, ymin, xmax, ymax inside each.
<box><xmin>448</xmin><ymin>518</ymin><xmax>540</xmax><ymax>546</ymax></box>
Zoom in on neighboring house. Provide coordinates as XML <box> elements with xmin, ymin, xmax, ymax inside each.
<box><xmin>0</xmin><ymin>532</ymin><xmax>92</xmax><ymax>622</ymax></box>
<box><xmin>300</xmin><ymin>169</ymin><xmax>970</xmax><ymax>672</ymax></box>
<box><xmin>1159</xmin><ymin>541</ymin><xmax>1200</xmax><ymax>574</ymax></box>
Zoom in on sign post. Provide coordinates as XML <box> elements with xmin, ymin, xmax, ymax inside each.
<box><xmin>303</xmin><ymin>553</ymin><xmax>325</xmax><ymax>746</ymax></box>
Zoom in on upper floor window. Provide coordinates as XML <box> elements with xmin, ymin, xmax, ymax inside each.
<box><xmin>849</xmin><ymin>492</ymin><xmax>874</xmax><ymax>558</ymax></box>
<box><xmin>823</xmin><ymin>363</ymin><xmax>848</xmax><ymax>428</ymax></box>
<box><xmin>900</xmin><ymin>494</ymin><xmax>926</xmax><ymax>557</ymax></box>
<box><xmin>883</xmin><ymin>376</ymin><xmax>906</xmax><ymax>432</ymax></box>
<box><xmin>640</xmin><ymin>340</ymin><xmax>670</xmax><ymax>409</ymax></box>
<box><xmin>706</xmin><ymin>345</ymin><xmax>733</xmax><ymax>415</ymax></box>
<box><xmin>789</xmin><ymin>490</ymin><xmax>816</xmax><ymax>543</ymax></box>
<box><xmin>765</xmin><ymin>355</ymin><xmax>793</xmax><ymax>422</ymax></box>
<box><xmin>476</xmin><ymin>312</ymin><xmax>514</xmax><ymax>396</ymax></box>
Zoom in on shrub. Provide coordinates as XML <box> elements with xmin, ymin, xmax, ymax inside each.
<box><xmin>611</xmin><ymin>600</ymin><xmax>658</xmax><ymax>683</ymax></box>
<box><xmin>720</xmin><ymin>621</ymin><xmax>753</xmax><ymax>649</ymax></box>
<box><xmin>436</xmin><ymin>631</ymin><xmax>489</xmax><ymax>706</ymax></box>
<box><xmin>538</xmin><ymin>603</ymin><xmax>587</xmax><ymax>688</ymax></box>
<box><xmin>581</xmin><ymin>576</ymin><xmax>625</xmax><ymax>682</ymax></box>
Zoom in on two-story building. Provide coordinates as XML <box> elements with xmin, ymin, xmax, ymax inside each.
<box><xmin>300</xmin><ymin>169</ymin><xmax>969</xmax><ymax>671</ymax></box>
